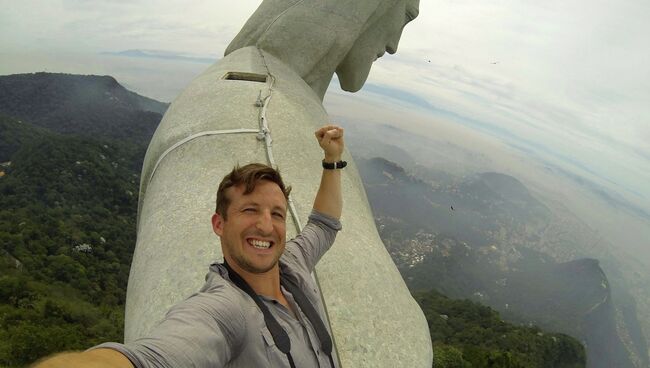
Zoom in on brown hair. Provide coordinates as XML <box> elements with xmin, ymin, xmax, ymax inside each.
<box><xmin>215</xmin><ymin>163</ymin><xmax>291</xmax><ymax>219</ymax></box>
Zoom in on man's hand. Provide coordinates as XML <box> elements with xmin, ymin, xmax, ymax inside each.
<box><xmin>315</xmin><ymin>125</ymin><xmax>344</xmax><ymax>162</ymax></box>
<box><xmin>312</xmin><ymin>124</ymin><xmax>344</xmax><ymax>219</ymax></box>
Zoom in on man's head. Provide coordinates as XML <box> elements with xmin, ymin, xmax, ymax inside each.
<box><xmin>212</xmin><ymin>164</ymin><xmax>292</xmax><ymax>274</ymax></box>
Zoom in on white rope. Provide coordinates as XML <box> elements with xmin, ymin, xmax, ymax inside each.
<box><xmin>148</xmin><ymin>128</ymin><xmax>260</xmax><ymax>185</ymax></box>
<box><xmin>255</xmin><ymin>50</ymin><xmax>303</xmax><ymax>234</ymax></box>
<box><xmin>257</xmin><ymin>90</ymin><xmax>302</xmax><ymax>227</ymax></box>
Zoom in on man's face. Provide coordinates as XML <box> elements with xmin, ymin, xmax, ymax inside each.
<box><xmin>212</xmin><ymin>180</ymin><xmax>287</xmax><ymax>275</ymax></box>
<box><xmin>336</xmin><ymin>0</ymin><xmax>419</xmax><ymax>92</ymax></box>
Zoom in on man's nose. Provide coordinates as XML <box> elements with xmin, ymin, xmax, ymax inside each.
<box><xmin>255</xmin><ymin>212</ymin><xmax>274</xmax><ymax>234</ymax></box>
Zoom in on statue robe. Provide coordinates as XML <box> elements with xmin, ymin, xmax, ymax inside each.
<box><xmin>126</xmin><ymin>46</ymin><xmax>432</xmax><ymax>367</ymax></box>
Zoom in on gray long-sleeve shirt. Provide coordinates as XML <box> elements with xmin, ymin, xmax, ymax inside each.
<box><xmin>94</xmin><ymin>211</ymin><xmax>341</xmax><ymax>368</ymax></box>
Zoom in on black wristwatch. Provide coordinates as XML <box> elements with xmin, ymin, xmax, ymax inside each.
<box><xmin>322</xmin><ymin>160</ymin><xmax>347</xmax><ymax>169</ymax></box>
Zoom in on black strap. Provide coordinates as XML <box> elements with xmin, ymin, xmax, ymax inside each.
<box><xmin>281</xmin><ymin>273</ymin><xmax>336</xmax><ymax>368</ymax></box>
<box><xmin>223</xmin><ymin>261</ymin><xmax>334</xmax><ymax>367</ymax></box>
<box><xmin>280</xmin><ymin>274</ymin><xmax>333</xmax><ymax>356</ymax></box>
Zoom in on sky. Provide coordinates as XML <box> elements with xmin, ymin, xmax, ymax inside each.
<box><xmin>1</xmin><ymin>0</ymin><xmax>649</xmax><ymax>245</ymax></box>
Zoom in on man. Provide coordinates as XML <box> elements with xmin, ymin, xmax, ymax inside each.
<box><xmin>35</xmin><ymin>124</ymin><xmax>345</xmax><ymax>367</ymax></box>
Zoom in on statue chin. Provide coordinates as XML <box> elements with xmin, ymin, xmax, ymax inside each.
<box><xmin>338</xmin><ymin>78</ymin><xmax>365</xmax><ymax>93</ymax></box>
<box><xmin>336</xmin><ymin>65</ymin><xmax>372</xmax><ymax>93</ymax></box>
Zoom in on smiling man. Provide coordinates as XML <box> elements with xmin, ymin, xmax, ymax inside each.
<box><xmin>35</xmin><ymin>125</ymin><xmax>344</xmax><ymax>368</ymax></box>
<box><xmin>213</xmin><ymin>167</ymin><xmax>290</xmax><ymax>276</ymax></box>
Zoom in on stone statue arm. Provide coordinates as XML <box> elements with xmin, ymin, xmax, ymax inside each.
<box><xmin>31</xmin><ymin>348</ymin><xmax>133</xmax><ymax>368</ymax></box>
<box><xmin>313</xmin><ymin>125</ymin><xmax>344</xmax><ymax>220</ymax></box>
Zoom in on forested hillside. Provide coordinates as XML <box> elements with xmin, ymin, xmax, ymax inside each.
<box><xmin>416</xmin><ymin>289</ymin><xmax>585</xmax><ymax>368</ymax></box>
<box><xmin>0</xmin><ymin>115</ymin><xmax>143</xmax><ymax>366</ymax></box>
<box><xmin>0</xmin><ymin>73</ymin><xmax>166</xmax><ymax>144</ymax></box>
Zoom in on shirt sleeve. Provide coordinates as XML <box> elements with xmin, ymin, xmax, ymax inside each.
<box><xmin>284</xmin><ymin>210</ymin><xmax>342</xmax><ymax>273</ymax></box>
<box><xmin>90</xmin><ymin>276</ymin><xmax>245</xmax><ymax>368</ymax></box>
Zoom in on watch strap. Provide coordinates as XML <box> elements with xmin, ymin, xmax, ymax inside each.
<box><xmin>322</xmin><ymin>160</ymin><xmax>347</xmax><ymax>169</ymax></box>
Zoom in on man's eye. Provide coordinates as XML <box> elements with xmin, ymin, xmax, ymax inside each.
<box><xmin>273</xmin><ymin>212</ymin><xmax>285</xmax><ymax>219</ymax></box>
<box><xmin>243</xmin><ymin>208</ymin><xmax>256</xmax><ymax>213</ymax></box>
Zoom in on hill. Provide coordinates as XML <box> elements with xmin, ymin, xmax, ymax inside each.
<box><xmin>0</xmin><ymin>72</ymin><xmax>167</xmax><ymax>144</ymax></box>
<box><xmin>415</xmin><ymin>289</ymin><xmax>585</xmax><ymax>368</ymax></box>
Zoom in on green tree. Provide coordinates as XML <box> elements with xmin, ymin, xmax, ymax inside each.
<box><xmin>433</xmin><ymin>344</ymin><xmax>471</xmax><ymax>368</ymax></box>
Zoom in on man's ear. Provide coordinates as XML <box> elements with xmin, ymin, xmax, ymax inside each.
<box><xmin>211</xmin><ymin>213</ymin><xmax>225</xmax><ymax>236</ymax></box>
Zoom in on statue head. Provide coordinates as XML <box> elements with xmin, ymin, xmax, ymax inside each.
<box><xmin>226</xmin><ymin>0</ymin><xmax>419</xmax><ymax>99</ymax></box>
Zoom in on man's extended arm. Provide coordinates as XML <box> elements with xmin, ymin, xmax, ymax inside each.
<box><xmin>313</xmin><ymin>125</ymin><xmax>344</xmax><ymax>220</ymax></box>
<box><xmin>33</xmin><ymin>279</ymin><xmax>243</xmax><ymax>368</ymax></box>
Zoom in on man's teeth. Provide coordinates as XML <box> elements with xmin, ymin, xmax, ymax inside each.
<box><xmin>250</xmin><ymin>239</ymin><xmax>271</xmax><ymax>249</ymax></box>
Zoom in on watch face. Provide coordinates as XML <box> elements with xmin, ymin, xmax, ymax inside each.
<box><xmin>322</xmin><ymin>161</ymin><xmax>335</xmax><ymax>169</ymax></box>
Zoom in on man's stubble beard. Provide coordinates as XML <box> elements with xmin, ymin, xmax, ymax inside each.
<box><xmin>233</xmin><ymin>250</ymin><xmax>282</xmax><ymax>274</ymax></box>
<box><xmin>225</xmin><ymin>232</ymin><xmax>284</xmax><ymax>274</ymax></box>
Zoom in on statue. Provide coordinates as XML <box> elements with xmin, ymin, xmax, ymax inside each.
<box><xmin>126</xmin><ymin>0</ymin><xmax>432</xmax><ymax>366</ymax></box>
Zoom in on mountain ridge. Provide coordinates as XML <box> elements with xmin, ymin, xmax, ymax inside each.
<box><xmin>0</xmin><ymin>72</ymin><xmax>167</xmax><ymax>144</ymax></box>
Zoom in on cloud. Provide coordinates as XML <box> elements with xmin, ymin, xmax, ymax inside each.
<box><xmin>2</xmin><ymin>0</ymin><xmax>648</xmax><ymax>211</ymax></box>
<box><xmin>1</xmin><ymin>1</ymin><xmax>259</xmax><ymax>54</ymax></box>
<box><xmin>102</xmin><ymin>49</ymin><xmax>218</xmax><ymax>64</ymax></box>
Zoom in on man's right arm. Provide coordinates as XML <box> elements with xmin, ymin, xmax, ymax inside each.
<box><xmin>33</xmin><ymin>348</ymin><xmax>133</xmax><ymax>368</ymax></box>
